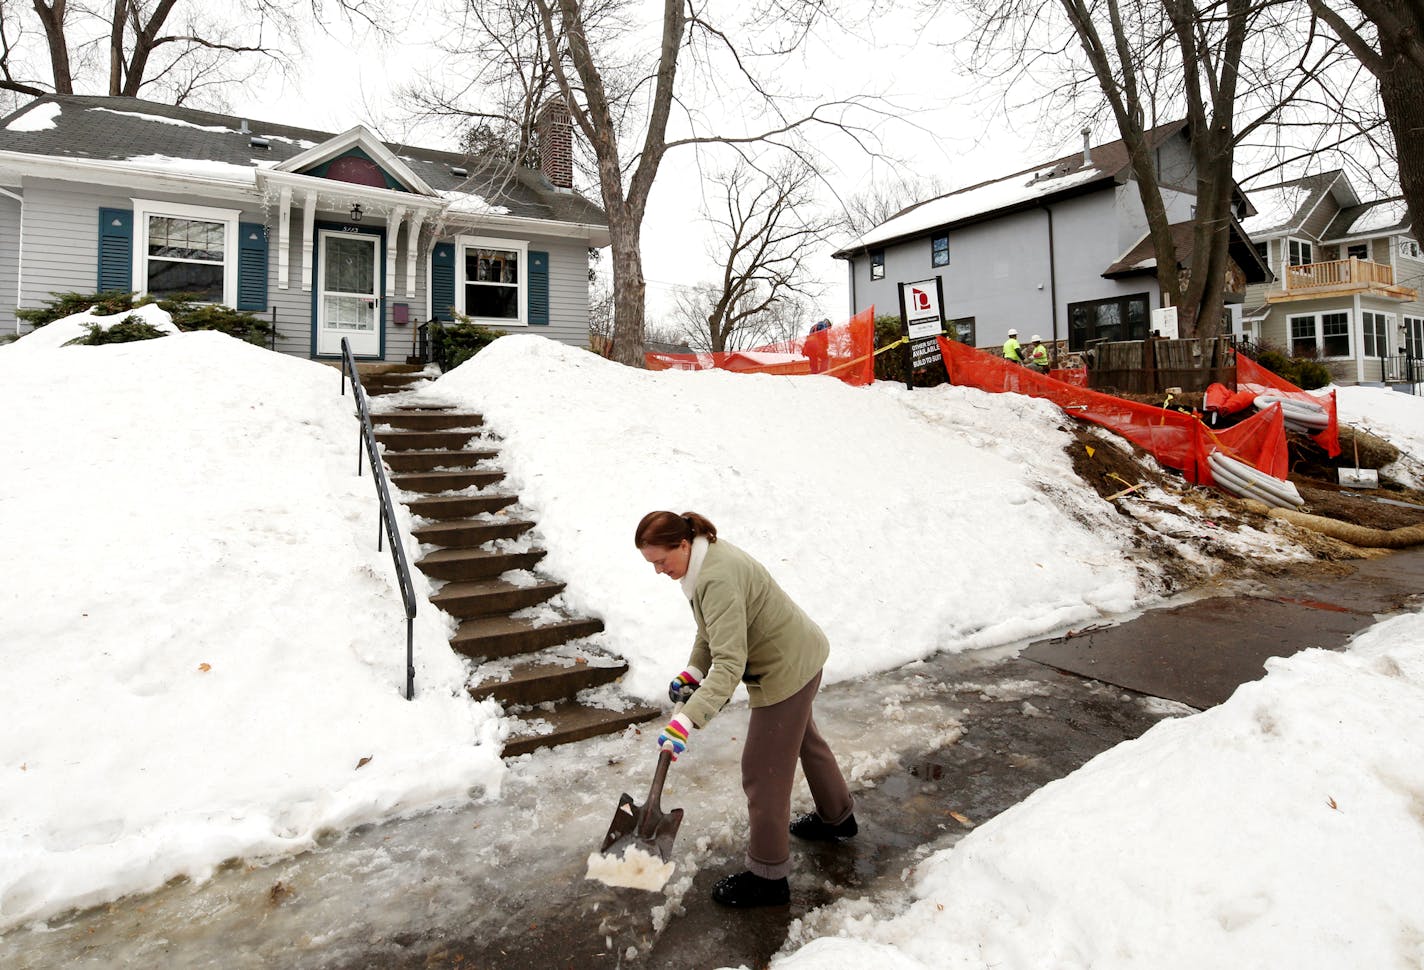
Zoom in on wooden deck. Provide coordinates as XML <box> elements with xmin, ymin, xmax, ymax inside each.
<box><xmin>1266</xmin><ymin>257</ymin><xmax>1418</xmax><ymax>303</ymax></box>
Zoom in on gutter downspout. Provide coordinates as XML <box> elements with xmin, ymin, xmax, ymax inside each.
<box><xmin>1043</xmin><ymin>206</ymin><xmax>1059</xmax><ymax>365</ymax></box>
<box><xmin>0</xmin><ymin>186</ymin><xmax>22</xmax><ymax>334</ymax></box>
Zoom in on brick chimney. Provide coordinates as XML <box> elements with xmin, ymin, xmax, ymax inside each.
<box><xmin>537</xmin><ymin>96</ymin><xmax>573</xmax><ymax>191</ymax></box>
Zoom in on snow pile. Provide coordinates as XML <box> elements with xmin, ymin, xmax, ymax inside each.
<box><xmin>1335</xmin><ymin>385</ymin><xmax>1424</xmax><ymax>488</ymax></box>
<box><xmin>430</xmin><ymin>336</ymin><xmax>1147</xmax><ymax>703</ymax></box>
<box><xmin>4</xmin><ymin>302</ymin><xmax>180</xmax><ymax>348</ymax></box>
<box><xmin>6</xmin><ymin>101</ymin><xmax>61</xmax><ymax>132</ymax></box>
<box><xmin>585</xmin><ymin>845</ymin><xmax>676</xmax><ymax>892</ymax></box>
<box><xmin>0</xmin><ymin>328</ymin><xmax>503</xmax><ymax>932</ymax></box>
<box><xmin>766</xmin><ymin>608</ymin><xmax>1424</xmax><ymax>970</ymax></box>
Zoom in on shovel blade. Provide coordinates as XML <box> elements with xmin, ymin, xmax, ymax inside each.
<box><xmin>598</xmin><ymin>796</ymin><xmax>685</xmax><ymax>863</ymax></box>
<box><xmin>1338</xmin><ymin>467</ymin><xmax>1379</xmax><ymax>489</ymax></box>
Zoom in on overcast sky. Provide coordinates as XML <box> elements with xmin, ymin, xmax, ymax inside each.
<box><xmin>225</xmin><ymin>3</ymin><xmax>1085</xmax><ymax>330</ymax></box>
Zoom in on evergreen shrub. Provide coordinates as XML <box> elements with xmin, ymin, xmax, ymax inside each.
<box><xmin>65</xmin><ymin>316</ymin><xmax>169</xmax><ymax>345</ymax></box>
<box><xmin>17</xmin><ymin>291</ymin><xmax>271</xmax><ymax>345</ymax></box>
<box><xmin>1253</xmin><ymin>346</ymin><xmax>1332</xmax><ymax>390</ymax></box>
<box><xmin>431</xmin><ymin>316</ymin><xmax>506</xmax><ymax>372</ymax></box>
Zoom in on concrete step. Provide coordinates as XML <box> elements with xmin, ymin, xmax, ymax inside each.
<box><xmin>501</xmin><ymin>702</ymin><xmax>662</xmax><ymax>758</ymax></box>
<box><xmin>450</xmin><ymin>615</ymin><xmax>603</xmax><ymax>660</ymax></box>
<box><xmin>393</xmin><ymin>469</ymin><xmax>505</xmax><ymax>493</ymax></box>
<box><xmin>413</xmin><ymin>517</ymin><xmax>534</xmax><ymax>548</ymax></box>
<box><xmin>374</xmin><ymin>411</ymin><xmax>485</xmax><ymax>431</ymax></box>
<box><xmin>468</xmin><ymin>657</ymin><xmax>626</xmax><ymax>706</ymax></box>
<box><xmin>376</xmin><ymin>429</ymin><xmax>486</xmax><ymax>451</ymax></box>
<box><xmin>417</xmin><ymin>546</ymin><xmax>544</xmax><ymax>582</ymax></box>
<box><xmin>430</xmin><ymin>578</ymin><xmax>565</xmax><ymax>619</ymax></box>
<box><xmin>406</xmin><ymin>492</ymin><xmax>518</xmax><ymax>519</ymax></box>
<box><xmin>381</xmin><ymin>448</ymin><xmax>499</xmax><ymax>472</ymax></box>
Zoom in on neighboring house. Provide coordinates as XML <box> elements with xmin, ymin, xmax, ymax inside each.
<box><xmin>0</xmin><ymin>95</ymin><xmax>609</xmax><ymax>361</ymax></box>
<box><xmin>833</xmin><ymin>121</ymin><xmax>1268</xmax><ymax>361</ymax></box>
<box><xmin>1240</xmin><ymin>170</ymin><xmax>1423</xmax><ymax>387</ymax></box>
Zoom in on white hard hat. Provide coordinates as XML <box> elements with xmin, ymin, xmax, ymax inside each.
<box><xmin>1007</xmin><ymin>328</ymin><xmax>1018</xmax><ymax>336</ymax></box>
<box><xmin>1031</xmin><ymin>334</ymin><xmax>1042</xmax><ymax>342</ymax></box>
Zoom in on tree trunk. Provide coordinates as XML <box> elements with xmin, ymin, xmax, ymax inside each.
<box><xmin>107</xmin><ymin>0</ymin><xmax>126</xmax><ymax>95</ymax></box>
<box><xmin>1377</xmin><ymin>28</ymin><xmax>1424</xmax><ymax>256</ymax></box>
<box><xmin>606</xmin><ymin>207</ymin><xmax>646</xmax><ymax>367</ymax></box>
<box><xmin>32</xmin><ymin>0</ymin><xmax>73</xmax><ymax>94</ymax></box>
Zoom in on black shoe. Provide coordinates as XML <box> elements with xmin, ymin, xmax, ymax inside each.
<box><xmin>711</xmin><ymin>871</ymin><xmax>790</xmax><ymax>908</ymax></box>
<box><xmin>789</xmin><ymin>811</ymin><xmax>858</xmax><ymax>842</ymax></box>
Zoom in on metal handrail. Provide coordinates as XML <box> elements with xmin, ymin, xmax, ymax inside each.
<box><xmin>340</xmin><ymin>338</ymin><xmax>419</xmax><ymax>699</ymax></box>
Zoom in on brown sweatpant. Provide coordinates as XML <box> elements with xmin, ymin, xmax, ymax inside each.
<box><xmin>741</xmin><ymin>671</ymin><xmax>854</xmax><ymax>880</ymax></box>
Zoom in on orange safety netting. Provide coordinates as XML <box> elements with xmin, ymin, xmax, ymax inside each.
<box><xmin>1235</xmin><ymin>353</ymin><xmax>1341</xmax><ymax>457</ymax></box>
<box><xmin>644</xmin><ymin>308</ymin><xmax>878</xmax><ymax>386</ymax></box>
<box><xmin>936</xmin><ymin>336</ymin><xmax>1289</xmax><ymax>484</ymax></box>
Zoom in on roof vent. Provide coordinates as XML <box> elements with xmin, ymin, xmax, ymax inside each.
<box><xmin>1082</xmin><ymin>127</ymin><xmax>1092</xmax><ymax>167</ymax></box>
<box><xmin>250</xmin><ymin>136</ymin><xmax>270</xmax><ymax>150</ymax></box>
<box><xmin>450</xmin><ymin>165</ymin><xmax>468</xmax><ymax>177</ymax></box>
<box><xmin>239</xmin><ymin>119</ymin><xmax>250</xmax><ymax>135</ymax></box>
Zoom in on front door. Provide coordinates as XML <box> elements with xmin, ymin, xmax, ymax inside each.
<box><xmin>317</xmin><ymin>230</ymin><xmax>381</xmax><ymax>357</ymax></box>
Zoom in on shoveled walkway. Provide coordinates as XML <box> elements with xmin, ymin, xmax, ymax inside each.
<box><xmin>366</xmin><ymin>548</ymin><xmax>1424</xmax><ymax>970</ymax></box>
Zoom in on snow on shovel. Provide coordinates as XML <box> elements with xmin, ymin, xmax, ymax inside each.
<box><xmin>585</xmin><ymin>713</ymin><xmax>685</xmax><ymax>892</ymax></box>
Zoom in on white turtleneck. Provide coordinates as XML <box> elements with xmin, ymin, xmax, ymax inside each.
<box><xmin>679</xmin><ymin>535</ymin><xmax>710</xmax><ymax>601</ymax></box>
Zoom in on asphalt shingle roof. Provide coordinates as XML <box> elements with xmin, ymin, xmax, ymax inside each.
<box><xmin>0</xmin><ymin>94</ymin><xmax>607</xmax><ymax>228</ymax></box>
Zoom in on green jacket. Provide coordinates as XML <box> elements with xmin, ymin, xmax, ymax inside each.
<box><xmin>682</xmin><ymin>539</ymin><xmax>828</xmax><ymax>729</ymax></box>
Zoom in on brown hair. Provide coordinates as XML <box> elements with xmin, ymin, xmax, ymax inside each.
<box><xmin>634</xmin><ymin>511</ymin><xmax>718</xmax><ymax>549</ymax></box>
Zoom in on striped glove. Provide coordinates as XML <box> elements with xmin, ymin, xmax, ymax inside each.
<box><xmin>657</xmin><ymin>713</ymin><xmax>693</xmax><ymax>760</ymax></box>
<box><xmin>667</xmin><ymin>667</ymin><xmax>703</xmax><ymax>703</ymax></box>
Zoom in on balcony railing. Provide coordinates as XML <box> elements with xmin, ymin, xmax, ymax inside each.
<box><xmin>1283</xmin><ymin>257</ymin><xmax>1396</xmax><ymax>291</ymax></box>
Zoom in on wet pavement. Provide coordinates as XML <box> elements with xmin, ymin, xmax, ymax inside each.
<box><xmin>6</xmin><ymin>549</ymin><xmax>1423</xmax><ymax>970</ymax></box>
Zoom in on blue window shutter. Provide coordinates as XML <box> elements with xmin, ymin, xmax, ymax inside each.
<box><xmin>528</xmin><ymin>250</ymin><xmax>549</xmax><ymax>325</ymax></box>
<box><xmin>98</xmin><ymin>208</ymin><xmax>133</xmax><ymax>293</ymax></box>
<box><xmin>431</xmin><ymin>242</ymin><xmax>455</xmax><ymax>321</ymax></box>
<box><xmin>236</xmin><ymin>223</ymin><xmax>268</xmax><ymax>311</ymax></box>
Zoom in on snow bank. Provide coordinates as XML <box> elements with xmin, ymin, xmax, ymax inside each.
<box><xmin>0</xmin><ymin>329</ymin><xmax>503</xmax><ymax>932</ymax></box>
<box><xmin>1336</xmin><ymin>384</ymin><xmax>1424</xmax><ymax>488</ymax></box>
<box><xmin>766</xmin><ymin>607</ymin><xmax>1424</xmax><ymax>970</ymax></box>
<box><xmin>4</xmin><ymin>302</ymin><xmax>180</xmax><ymax>350</ymax></box>
<box><xmin>430</xmin><ymin>335</ymin><xmax>1143</xmax><ymax>704</ymax></box>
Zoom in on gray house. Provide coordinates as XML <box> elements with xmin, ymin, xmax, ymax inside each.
<box><xmin>833</xmin><ymin>122</ymin><xmax>1266</xmax><ymax>361</ymax></box>
<box><xmin>0</xmin><ymin>94</ymin><xmax>609</xmax><ymax>361</ymax></box>
<box><xmin>1240</xmin><ymin>170</ymin><xmax>1422</xmax><ymax>387</ymax></box>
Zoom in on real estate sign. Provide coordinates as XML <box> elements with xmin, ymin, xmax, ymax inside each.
<box><xmin>898</xmin><ymin>278</ymin><xmax>946</xmax><ymax>386</ymax></box>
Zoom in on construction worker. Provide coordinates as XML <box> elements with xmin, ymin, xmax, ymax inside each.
<box><xmin>1002</xmin><ymin>328</ymin><xmax>1024</xmax><ymax>364</ymax></box>
<box><xmin>1027</xmin><ymin>335</ymin><xmax>1050</xmax><ymax>373</ymax></box>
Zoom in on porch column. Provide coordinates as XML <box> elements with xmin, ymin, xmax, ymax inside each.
<box><xmin>277</xmin><ymin>186</ymin><xmax>292</xmax><ymax>290</ymax></box>
<box><xmin>405</xmin><ymin>211</ymin><xmax>425</xmax><ymax>300</ymax></box>
<box><xmin>301</xmin><ymin>191</ymin><xmax>317</xmax><ymax>291</ymax></box>
<box><xmin>386</xmin><ymin>206</ymin><xmax>407</xmax><ymax>297</ymax></box>
<box><xmin>1354</xmin><ymin>293</ymin><xmax>1364</xmax><ymax>384</ymax></box>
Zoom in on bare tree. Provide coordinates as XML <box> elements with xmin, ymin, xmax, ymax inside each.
<box><xmin>839</xmin><ymin>172</ymin><xmax>947</xmax><ymax>237</ymax></box>
<box><xmin>521</xmin><ymin>0</ymin><xmax>878</xmax><ymax>366</ymax></box>
<box><xmin>954</xmin><ymin>0</ymin><xmax>1347</xmax><ymax>337</ymax></box>
<box><xmin>1303</xmin><ymin>0</ymin><xmax>1424</xmax><ymax>244</ymax></box>
<box><xmin>0</xmin><ymin>0</ymin><xmax>386</xmax><ymax>107</ymax></box>
<box><xmin>671</xmin><ymin>156</ymin><xmax>835</xmax><ymax>352</ymax></box>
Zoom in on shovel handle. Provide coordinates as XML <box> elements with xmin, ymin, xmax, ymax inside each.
<box><xmin>638</xmin><ymin>703</ymin><xmax>683</xmax><ymax>838</ymax></box>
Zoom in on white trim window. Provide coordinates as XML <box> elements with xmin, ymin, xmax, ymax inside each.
<box><xmin>1287</xmin><ymin>237</ymin><xmax>1314</xmax><ymax>267</ymax></box>
<box><xmin>1362</xmin><ymin>310</ymin><xmax>1395</xmax><ymax>358</ymax></box>
<box><xmin>457</xmin><ymin>234</ymin><xmax>528</xmax><ymax>326</ymax></box>
<box><xmin>1406</xmin><ymin>315</ymin><xmax>1424</xmax><ymax>358</ymax></box>
<box><xmin>132</xmin><ymin>198</ymin><xmax>240</xmax><ymax>305</ymax></box>
<box><xmin>1289</xmin><ymin>310</ymin><xmax>1350</xmax><ymax>358</ymax></box>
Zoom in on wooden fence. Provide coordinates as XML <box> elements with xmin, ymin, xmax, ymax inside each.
<box><xmin>1087</xmin><ymin>336</ymin><xmax>1236</xmax><ymax>395</ymax></box>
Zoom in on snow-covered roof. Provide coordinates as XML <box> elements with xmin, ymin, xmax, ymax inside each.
<box><xmin>1322</xmin><ymin>197</ymin><xmax>1412</xmax><ymax>242</ymax></box>
<box><xmin>847</xmin><ymin>165</ymin><xmax>1108</xmax><ymax>252</ymax></box>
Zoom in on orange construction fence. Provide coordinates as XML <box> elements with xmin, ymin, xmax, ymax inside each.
<box><xmin>1234</xmin><ymin>353</ymin><xmax>1341</xmax><ymax>457</ymax></box>
<box><xmin>937</xmin><ymin>336</ymin><xmax>1289</xmax><ymax>485</ymax></box>
<box><xmin>644</xmin><ymin>308</ymin><xmax>878</xmax><ymax>386</ymax></box>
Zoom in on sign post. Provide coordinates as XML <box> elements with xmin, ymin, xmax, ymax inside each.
<box><xmin>898</xmin><ymin>277</ymin><xmax>947</xmax><ymax>390</ymax></box>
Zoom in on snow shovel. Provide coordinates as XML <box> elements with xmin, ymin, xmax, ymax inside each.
<box><xmin>598</xmin><ymin>743</ymin><xmax>684</xmax><ymax>864</ymax></box>
<box><xmin>1338</xmin><ymin>434</ymin><xmax>1379</xmax><ymax>489</ymax></box>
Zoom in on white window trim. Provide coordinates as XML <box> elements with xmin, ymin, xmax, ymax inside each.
<box><xmin>456</xmin><ymin>234</ymin><xmax>528</xmax><ymax>327</ymax></box>
<box><xmin>1362</xmin><ymin>310</ymin><xmax>1396</xmax><ymax>358</ymax></box>
<box><xmin>1404</xmin><ymin>315</ymin><xmax>1424</xmax><ymax>357</ymax></box>
<box><xmin>1288</xmin><ymin>310</ymin><xmax>1353</xmax><ymax>360</ymax></box>
<box><xmin>1286</xmin><ymin>236</ymin><xmax>1314</xmax><ymax>267</ymax></box>
<box><xmin>131</xmin><ymin>198</ymin><xmax>241</xmax><ymax>307</ymax></box>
